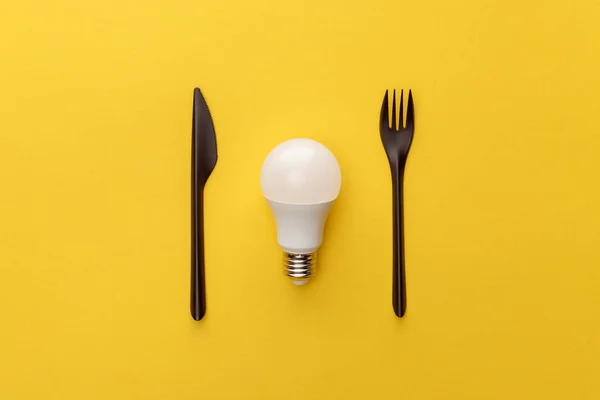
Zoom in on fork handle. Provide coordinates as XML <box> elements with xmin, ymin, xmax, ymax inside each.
<box><xmin>391</xmin><ymin>166</ymin><xmax>407</xmax><ymax>317</ymax></box>
<box><xmin>191</xmin><ymin>187</ymin><xmax>206</xmax><ymax>321</ymax></box>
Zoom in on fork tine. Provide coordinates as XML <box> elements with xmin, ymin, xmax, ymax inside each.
<box><xmin>406</xmin><ymin>90</ymin><xmax>414</xmax><ymax>131</ymax></box>
<box><xmin>380</xmin><ymin>90</ymin><xmax>389</xmax><ymax>131</ymax></box>
<box><xmin>391</xmin><ymin>90</ymin><xmax>397</xmax><ymax>130</ymax></box>
<box><xmin>399</xmin><ymin>89</ymin><xmax>404</xmax><ymax>129</ymax></box>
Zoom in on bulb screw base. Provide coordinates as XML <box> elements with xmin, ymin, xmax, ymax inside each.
<box><xmin>283</xmin><ymin>251</ymin><xmax>317</xmax><ymax>285</ymax></box>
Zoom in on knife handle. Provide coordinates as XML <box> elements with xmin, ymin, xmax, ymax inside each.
<box><xmin>191</xmin><ymin>186</ymin><xmax>206</xmax><ymax>321</ymax></box>
<box><xmin>391</xmin><ymin>165</ymin><xmax>407</xmax><ymax>318</ymax></box>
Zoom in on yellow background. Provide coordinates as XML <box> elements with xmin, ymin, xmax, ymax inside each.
<box><xmin>1</xmin><ymin>0</ymin><xmax>600</xmax><ymax>398</ymax></box>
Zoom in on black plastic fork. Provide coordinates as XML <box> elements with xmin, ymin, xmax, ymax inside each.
<box><xmin>380</xmin><ymin>89</ymin><xmax>414</xmax><ymax>318</ymax></box>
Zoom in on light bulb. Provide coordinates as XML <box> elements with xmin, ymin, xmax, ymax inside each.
<box><xmin>260</xmin><ymin>138</ymin><xmax>342</xmax><ymax>285</ymax></box>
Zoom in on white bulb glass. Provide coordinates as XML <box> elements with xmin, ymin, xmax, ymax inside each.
<box><xmin>260</xmin><ymin>138</ymin><xmax>341</xmax><ymax>285</ymax></box>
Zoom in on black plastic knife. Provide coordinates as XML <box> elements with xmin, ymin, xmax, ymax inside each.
<box><xmin>191</xmin><ymin>87</ymin><xmax>218</xmax><ymax>321</ymax></box>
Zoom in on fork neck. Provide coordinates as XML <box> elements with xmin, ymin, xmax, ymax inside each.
<box><xmin>391</xmin><ymin>166</ymin><xmax>406</xmax><ymax>185</ymax></box>
<box><xmin>388</xmin><ymin>156</ymin><xmax>407</xmax><ymax>173</ymax></box>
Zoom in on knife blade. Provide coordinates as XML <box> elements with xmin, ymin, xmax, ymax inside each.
<box><xmin>191</xmin><ymin>87</ymin><xmax>218</xmax><ymax>321</ymax></box>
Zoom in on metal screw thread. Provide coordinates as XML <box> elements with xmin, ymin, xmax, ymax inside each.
<box><xmin>283</xmin><ymin>251</ymin><xmax>317</xmax><ymax>283</ymax></box>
